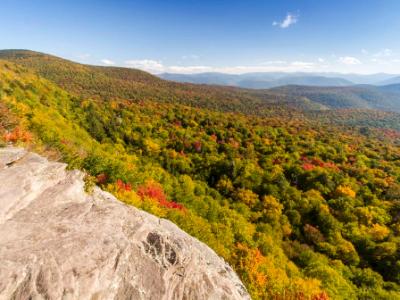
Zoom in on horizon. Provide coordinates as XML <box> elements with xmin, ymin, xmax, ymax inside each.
<box><xmin>3</xmin><ymin>49</ymin><xmax>400</xmax><ymax>77</ymax></box>
<box><xmin>1</xmin><ymin>1</ymin><xmax>400</xmax><ymax>74</ymax></box>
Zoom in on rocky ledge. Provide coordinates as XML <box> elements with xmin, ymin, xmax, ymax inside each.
<box><xmin>0</xmin><ymin>147</ymin><xmax>250</xmax><ymax>300</ymax></box>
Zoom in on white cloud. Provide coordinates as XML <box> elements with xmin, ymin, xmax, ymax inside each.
<box><xmin>361</xmin><ymin>49</ymin><xmax>368</xmax><ymax>55</ymax></box>
<box><xmin>181</xmin><ymin>54</ymin><xmax>200</xmax><ymax>60</ymax></box>
<box><xmin>123</xmin><ymin>57</ymin><xmax>379</xmax><ymax>74</ymax></box>
<box><xmin>123</xmin><ymin>59</ymin><xmax>321</xmax><ymax>74</ymax></box>
<box><xmin>125</xmin><ymin>59</ymin><xmax>165</xmax><ymax>73</ymax></box>
<box><xmin>261</xmin><ymin>60</ymin><xmax>287</xmax><ymax>65</ymax></box>
<box><xmin>338</xmin><ymin>56</ymin><xmax>361</xmax><ymax>65</ymax></box>
<box><xmin>360</xmin><ymin>49</ymin><xmax>397</xmax><ymax>65</ymax></box>
<box><xmin>291</xmin><ymin>61</ymin><xmax>315</xmax><ymax>68</ymax></box>
<box><xmin>370</xmin><ymin>57</ymin><xmax>400</xmax><ymax>64</ymax></box>
<box><xmin>373</xmin><ymin>48</ymin><xmax>393</xmax><ymax>57</ymax></box>
<box><xmin>170</xmin><ymin>61</ymin><xmax>316</xmax><ymax>74</ymax></box>
<box><xmin>77</xmin><ymin>53</ymin><xmax>91</xmax><ymax>61</ymax></box>
<box><xmin>215</xmin><ymin>61</ymin><xmax>315</xmax><ymax>73</ymax></box>
<box><xmin>168</xmin><ymin>66</ymin><xmax>212</xmax><ymax>73</ymax></box>
<box><xmin>120</xmin><ymin>55</ymin><xmax>400</xmax><ymax>75</ymax></box>
<box><xmin>101</xmin><ymin>59</ymin><xmax>115</xmax><ymax>65</ymax></box>
<box><xmin>273</xmin><ymin>13</ymin><xmax>298</xmax><ymax>29</ymax></box>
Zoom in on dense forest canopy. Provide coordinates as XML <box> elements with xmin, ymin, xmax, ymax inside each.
<box><xmin>2</xmin><ymin>49</ymin><xmax>400</xmax><ymax>133</ymax></box>
<box><xmin>1</xmin><ymin>51</ymin><xmax>400</xmax><ymax>299</ymax></box>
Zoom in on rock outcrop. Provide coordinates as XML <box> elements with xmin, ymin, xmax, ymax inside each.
<box><xmin>0</xmin><ymin>147</ymin><xmax>250</xmax><ymax>300</ymax></box>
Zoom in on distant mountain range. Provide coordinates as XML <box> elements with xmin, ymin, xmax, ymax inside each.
<box><xmin>158</xmin><ymin>71</ymin><xmax>400</xmax><ymax>113</ymax></box>
<box><xmin>2</xmin><ymin>49</ymin><xmax>400</xmax><ymax>114</ymax></box>
<box><xmin>269</xmin><ymin>84</ymin><xmax>400</xmax><ymax>112</ymax></box>
<box><xmin>379</xmin><ymin>76</ymin><xmax>400</xmax><ymax>86</ymax></box>
<box><xmin>159</xmin><ymin>72</ymin><xmax>400</xmax><ymax>88</ymax></box>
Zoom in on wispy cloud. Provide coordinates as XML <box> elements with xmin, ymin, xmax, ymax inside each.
<box><xmin>338</xmin><ymin>56</ymin><xmax>361</xmax><ymax>65</ymax></box>
<box><xmin>101</xmin><ymin>59</ymin><xmax>115</xmax><ymax>65</ymax></box>
<box><xmin>373</xmin><ymin>48</ymin><xmax>393</xmax><ymax>57</ymax></box>
<box><xmin>124</xmin><ymin>59</ymin><xmax>323</xmax><ymax>74</ymax></box>
<box><xmin>77</xmin><ymin>53</ymin><xmax>91</xmax><ymax>60</ymax></box>
<box><xmin>363</xmin><ymin>49</ymin><xmax>398</xmax><ymax>65</ymax></box>
<box><xmin>120</xmin><ymin>55</ymin><xmax>398</xmax><ymax>74</ymax></box>
<box><xmin>181</xmin><ymin>54</ymin><xmax>200</xmax><ymax>60</ymax></box>
<box><xmin>125</xmin><ymin>59</ymin><xmax>164</xmax><ymax>73</ymax></box>
<box><xmin>261</xmin><ymin>60</ymin><xmax>287</xmax><ymax>65</ymax></box>
<box><xmin>273</xmin><ymin>13</ymin><xmax>298</xmax><ymax>29</ymax></box>
<box><xmin>291</xmin><ymin>61</ymin><xmax>315</xmax><ymax>68</ymax></box>
<box><xmin>168</xmin><ymin>66</ymin><xmax>212</xmax><ymax>73</ymax></box>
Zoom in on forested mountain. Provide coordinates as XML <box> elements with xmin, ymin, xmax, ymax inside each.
<box><xmin>160</xmin><ymin>71</ymin><xmax>400</xmax><ymax>113</ymax></box>
<box><xmin>3</xmin><ymin>49</ymin><xmax>400</xmax><ymax>121</ymax></box>
<box><xmin>380</xmin><ymin>83</ymin><xmax>400</xmax><ymax>94</ymax></box>
<box><xmin>160</xmin><ymin>72</ymin><xmax>354</xmax><ymax>88</ymax></box>
<box><xmin>271</xmin><ymin>84</ymin><xmax>400</xmax><ymax>112</ymax></box>
<box><xmin>238</xmin><ymin>75</ymin><xmax>353</xmax><ymax>89</ymax></box>
<box><xmin>2</xmin><ymin>50</ymin><xmax>352</xmax><ymax>115</ymax></box>
<box><xmin>2</xmin><ymin>51</ymin><xmax>400</xmax><ymax>299</ymax></box>
<box><xmin>0</xmin><ymin>49</ymin><xmax>295</xmax><ymax>115</ymax></box>
<box><xmin>160</xmin><ymin>72</ymin><xmax>242</xmax><ymax>86</ymax></box>
<box><xmin>379</xmin><ymin>76</ymin><xmax>400</xmax><ymax>86</ymax></box>
<box><xmin>160</xmin><ymin>71</ymin><xmax>400</xmax><ymax>88</ymax></box>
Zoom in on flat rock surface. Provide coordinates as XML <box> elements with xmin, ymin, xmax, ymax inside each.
<box><xmin>0</xmin><ymin>147</ymin><xmax>250</xmax><ymax>300</ymax></box>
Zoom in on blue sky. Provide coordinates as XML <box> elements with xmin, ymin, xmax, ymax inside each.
<box><xmin>1</xmin><ymin>0</ymin><xmax>400</xmax><ymax>74</ymax></box>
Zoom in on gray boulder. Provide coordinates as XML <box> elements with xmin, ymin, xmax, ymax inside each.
<box><xmin>0</xmin><ymin>147</ymin><xmax>250</xmax><ymax>300</ymax></box>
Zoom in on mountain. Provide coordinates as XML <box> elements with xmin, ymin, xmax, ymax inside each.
<box><xmin>379</xmin><ymin>76</ymin><xmax>400</xmax><ymax>86</ymax></box>
<box><xmin>0</xmin><ymin>57</ymin><xmax>325</xmax><ymax>299</ymax></box>
<box><xmin>238</xmin><ymin>75</ymin><xmax>353</xmax><ymax>89</ymax></box>
<box><xmin>270</xmin><ymin>84</ymin><xmax>400</xmax><ymax>112</ymax></box>
<box><xmin>160</xmin><ymin>71</ymin><xmax>400</xmax><ymax>88</ymax></box>
<box><xmin>380</xmin><ymin>83</ymin><xmax>400</xmax><ymax>93</ymax></box>
<box><xmin>161</xmin><ymin>72</ymin><xmax>354</xmax><ymax>88</ymax></box>
<box><xmin>0</xmin><ymin>147</ymin><xmax>249</xmax><ymax>300</ymax></box>
<box><xmin>1</xmin><ymin>51</ymin><xmax>400</xmax><ymax>299</ymax></box>
<box><xmin>160</xmin><ymin>72</ymin><xmax>241</xmax><ymax>86</ymax></box>
<box><xmin>0</xmin><ymin>49</ymin><xmax>296</xmax><ymax>114</ymax></box>
<box><xmin>0</xmin><ymin>49</ymin><xmax>331</xmax><ymax>113</ymax></box>
<box><xmin>3</xmin><ymin>50</ymin><xmax>400</xmax><ymax>115</ymax></box>
<box><xmin>3</xmin><ymin>49</ymin><xmax>400</xmax><ymax>127</ymax></box>
<box><xmin>326</xmin><ymin>73</ymin><xmax>397</xmax><ymax>85</ymax></box>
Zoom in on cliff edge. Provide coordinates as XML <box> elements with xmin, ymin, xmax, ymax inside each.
<box><xmin>0</xmin><ymin>147</ymin><xmax>250</xmax><ymax>300</ymax></box>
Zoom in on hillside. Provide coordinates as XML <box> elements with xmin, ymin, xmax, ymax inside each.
<box><xmin>4</xmin><ymin>50</ymin><xmax>400</xmax><ymax>121</ymax></box>
<box><xmin>0</xmin><ymin>50</ymin><xmax>306</xmax><ymax>115</ymax></box>
<box><xmin>306</xmin><ymin>109</ymin><xmax>400</xmax><ymax>132</ymax></box>
<box><xmin>2</xmin><ymin>57</ymin><xmax>400</xmax><ymax>299</ymax></box>
<box><xmin>238</xmin><ymin>75</ymin><xmax>353</xmax><ymax>89</ymax></box>
<box><xmin>379</xmin><ymin>76</ymin><xmax>400</xmax><ymax>86</ymax></box>
<box><xmin>380</xmin><ymin>83</ymin><xmax>400</xmax><ymax>94</ymax></box>
<box><xmin>270</xmin><ymin>84</ymin><xmax>400</xmax><ymax>112</ymax></box>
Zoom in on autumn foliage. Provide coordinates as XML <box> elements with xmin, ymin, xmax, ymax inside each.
<box><xmin>137</xmin><ymin>181</ymin><xmax>185</xmax><ymax>211</ymax></box>
<box><xmin>301</xmin><ymin>156</ymin><xmax>339</xmax><ymax>171</ymax></box>
<box><xmin>1</xmin><ymin>56</ymin><xmax>400</xmax><ymax>299</ymax></box>
<box><xmin>3</xmin><ymin>126</ymin><xmax>32</xmax><ymax>143</ymax></box>
<box><xmin>116</xmin><ymin>179</ymin><xmax>132</xmax><ymax>191</ymax></box>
